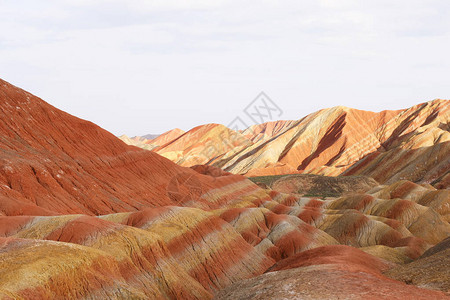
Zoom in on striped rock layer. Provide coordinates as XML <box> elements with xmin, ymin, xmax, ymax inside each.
<box><xmin>384</xmin><ymin>237</ymin><xmax>450</xmax><ymax>293</ymax></box>
<box><xmin>1</xmin><ymin>174</ymin><xmax>447</xmax><ymax>298</ymax></box>
<box><xmin>0</xmin><ymin>79</ymin><xmax>449</xmax><ymax>299</ymax></box>
<box><xmin>0</xmin><ymin>79</ymin><xmax>270</xmax><ymax>216</ymax></box>
<box><xmin>215</xmin><ymin>245</ymin><xmax>449</xmax><ymax>300</ymax></box>
<box><xmin>119</xmin><ymin>128</ymin><xmax>185</xmax><ymax>151</ymax></box>
<box><xmin>1</xmin><ymin>181</ymin><xmax>448</xmax><ymax>299</ymax></box>
<box><xmin>0</xmin><ymin>216</ymin><xmax>211</xmax><ymax>299</ymax></box>
<box><xmin>126</xmin><ymin>100</ymin><xmax>450</xmax><ymax>187</ymax></box>
<box><xmin>3</xmin><ymin>177</ymin><xmax>446</xmax><ymax>298</ymax></box>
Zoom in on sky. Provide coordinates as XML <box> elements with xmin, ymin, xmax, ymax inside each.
<box><xmin>0</xmin><ymin>0</ymin><xmax>449</xmax><ymax>136</ymax></box>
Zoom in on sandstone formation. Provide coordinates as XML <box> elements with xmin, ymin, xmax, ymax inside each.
<box><xmin>154</xmin><ymin>123</ymin><xmax>252</xmax><ymax>167</ymax></box>
<box><xmin>151</xmin><ymin>128</ymin><xmax>185</xmax><ymax>147</ymax></box>
<box><xmin>214</xmin><ymin>206</ymin><xmax>340</xmax><ymax>260</ymax></box>
<box><xmin>266</xmin><ymin>245</ymin><xmax>392</xmax><ymax>272</ymax></box>
<box><xmin>0</xmin><ymin>216</ymin><xmax>211</xmax><ymax>299</ymax></box>
<box><xmin>384</xmin><ymin>236</ymin><xmax>450</xmax><ymax>293</ymax></box>
<box><xmin>119</xmin><ymin>129</ymin><xmax>185</xmax><ymax>151</ymax></box>
<box><xmin>369</xmin><ymin>180</ymin><xmax>450</xmax><ymax>221</ymax></box>
<box><xmin>0</xmin><ymin>237</ymin><xmax>161</xmax><ymax>299</ymax></box>
<box><xmin>241</xmin><ymin>120</ymin><xmax>298</xmax><ymax>143</ymax></box>
<box><xmin>100</xmin><ymin>207</ymin><xmax>275</xmax><ymax>292</ymax></box>
<box><xmin>0</xmin><ymin>79</ymin><xmax>268</xmax><ymax>216</ymax></box>
<box><xmin>215</xmin><ymin>245</ymin><xmax>449</xmax><ymax>300</ymax></box>
<box><xmin>0</xmin><ymin>78</ymin><xmax>448</xmax><ymax>299</ymax></box>
<box><xmin>236</xmin><ymin>100</ymin><xmax>448</xmax><ymax>184</ymax></box>
<box><xmin>127</xmin><ymin>99</ymin><xmax>449</xmax><ymax>187</ymax></box>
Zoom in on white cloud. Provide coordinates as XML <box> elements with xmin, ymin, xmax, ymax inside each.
<box><xmin>0</xmin><ymin>0</ymin><xmax>448</xmax><ymax>135</ymax></box>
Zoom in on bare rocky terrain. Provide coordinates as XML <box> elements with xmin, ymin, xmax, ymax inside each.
<box><xmin>0</xmin><ymin>78</ymin><xmax>448</xmax><ymax>299</ymax></box>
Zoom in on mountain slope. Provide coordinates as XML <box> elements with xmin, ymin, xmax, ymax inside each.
<box><xmin>125</xmin><ymin>99</ymin><xmax>449</xmax><ymax>186</ymax></box>
<box><xmin>0</xmin><ymin>79</ymin><xmax>267</xmax><ymax>215</ymax></box>
<box><xmin>151</xmin><ymin>128</ymin><xmax>185</xmax><ymax>147</ymax></box>
<box><xmin>154</xmin><ymin>123</ymin><xmax>253</xmax><ymax>167</ymax></box>
<box><xmin>119</xmin><ymin>129</ymin><xmax>185</xmax><ymax>151</ymax></box>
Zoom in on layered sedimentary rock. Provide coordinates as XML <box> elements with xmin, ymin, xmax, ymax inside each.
<box><xmin>369</xmin><ymin>180</ymin><xmax>450</xmax><ymax>221</ymax></box>
<box><xmin>154</xmin><ymin>123</ymin><xmax>252</xmax><ymax>167</ymax></box>
<box><xmin>1</xmin><ymin>79</ymin><xmax>449</xmax><ymax>299</ymax></box>
<box><xmin>241</xmin><ymin>120</ymin><xmax>298</xmax><ymax>143</ymax></box>
<box><xmin>0</xmin><ymin>237</ymin><xmax>159</xmax><ymax>299</ymax></box>
<box><xmin>0</xmin><ymin>215</ymin><xmax>211</xmax><ymax>299</ymax></box>
<box><xmin>245</xmin><ymin>100</ymin><xmax>448</xmax><ymax>185</ymax></box>
<box><xmin>215</xmin><ymin>245</ymin><xmax>448</xmax><ymax>300</ymax></box>
<box><xmin>128</xmin><ymin>99</ymin><xmax>449</xmax><ymax>186</ymax></box>
<box><xmin>256</xmin><ymin>181</ymin><xmax>450</xmax><ymax>257</ymax></box>
<box><xmin>384</xmin><ymin>237</ymin><xmax>450</xmax><ymax>293</ymax></box>
<box><xmin>151</xmin><ymin>128</ymin><xmax>185</xmax><ymax>147</ymax></box>
<box><xmin>214</xmin><ymin>207</ymin><xmax>339</xmax><ymax>260</ymax></box>
<box><xmin>119</xmin><ymin>129</ymin><xmax>185</xmax><ymax>151</ymax></box>
<box><xmin>100</xmin><ymin>207</ymin><xmax>275</xmax><ymax>292</ymax></box>
<box><xmin>2</xmin><ymin>190</ymin><xmax>446</xmax><ymax>298</ymax></box>
<box><xmin>266</xmin><ymin>245</ymin><xmax>392</xmax><ymax>272</ymax></box>
<box><xmin>0</xmin><ymin>79</ymin><xmax>268</xmax><ymax>216</ymax></box>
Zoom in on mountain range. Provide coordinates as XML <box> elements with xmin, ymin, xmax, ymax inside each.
<box><xmin>121</xmin><ymin>100</ymin><xmax>449</xmax><ymax>189</ymax></box>
<box><xmin>0</xmin><ymin>78</ymin><xmax>449</xmax><ymax>299</ymax></box>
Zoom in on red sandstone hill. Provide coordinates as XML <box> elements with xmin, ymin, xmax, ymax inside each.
<box><xmin>0</xmin><ymin>79</ymin><xmax>266</xmax><ymax>216</ymax></box>
<box><xmin>124</xmin><ymin>100</ymin><xmax>450</xmax><ymax>187</ymax></box>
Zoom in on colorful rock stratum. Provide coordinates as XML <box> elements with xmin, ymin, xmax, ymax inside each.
<box><xmin>1</xmin><ymin>78</ymin><xmax>449</xmax><ymax>299</ymax></box>
<box><xmin>123</xmin><ymin>99</ymin><xmax>449</xmax><ymax>189</ymax></box>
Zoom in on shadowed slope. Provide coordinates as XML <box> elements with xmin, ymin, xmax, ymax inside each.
<box><xmin>229</xmin><ymin>100</ymin><xmax>449</xmax><ymax>180</ymax></box>
<box><xmin>420</xmin><ymin>237</ymin><xmax>450</xmax><ymax>258</ymax></box>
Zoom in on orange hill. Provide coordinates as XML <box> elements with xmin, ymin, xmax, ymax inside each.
<box><xmin>124</xmin><ymin>100</ymin><xmax>449</xmax><ymax>187</ymax></box>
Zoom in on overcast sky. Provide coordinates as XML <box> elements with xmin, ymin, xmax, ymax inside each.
<box><xmin>1</xmin><ymin>0</ymin><xmax>449</xmax><ymax>136</ymax></box>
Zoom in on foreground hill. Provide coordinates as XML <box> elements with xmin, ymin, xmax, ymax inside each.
<box><xmin>1</xmin><ymin>179</ymin><xmax>448</xmax><ymax>298</ymax></box>
<box><xmin>125</xmin><ymin>100</ymin><xmax>449</xmax><ymax>187</ymax></box>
